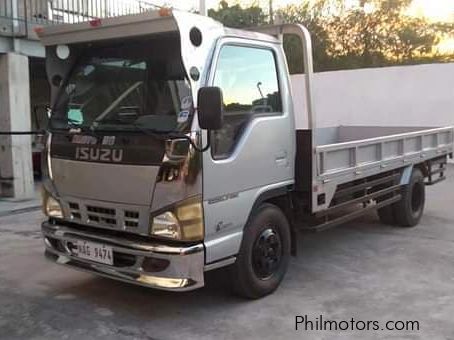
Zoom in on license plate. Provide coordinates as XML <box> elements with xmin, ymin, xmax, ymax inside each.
<box><xmin>74</xmin><ymin>241</ymin><xmax>113</xmax><ymax>265</ymax></box>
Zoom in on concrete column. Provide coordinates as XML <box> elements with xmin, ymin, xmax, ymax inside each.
<box><xmin>0</xmin><ymin>53</ymin><xmax>34</xmax><ymax>199</ymax></box>
<box><xmin>199</xmin><ymin>0</ymin><xmax>207</xmax><ymax>16</ymax></box>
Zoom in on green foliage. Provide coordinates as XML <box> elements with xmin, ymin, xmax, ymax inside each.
<box><xmin>280</xmin><ymin>2</ymin><xmax>334</xmax><ymax>73</ymax></box>
<box><xmin>281</xmin><ymin>0</ymin><xmax>453</xmax><ymax>72</ymax></box>
<box><xmin>328</xmin><ymin>2</ymin><xmax>447</xmax><ymax>62</ymax></box>
<box><xmin>208</xmin><ymin>1</ymin><xmax>266</xmax><ymax>28</ymax></box>
<box><xmin>208</xmin><ymin>0</ymin><xmax>453</xmax><ymax>72</ymax></box>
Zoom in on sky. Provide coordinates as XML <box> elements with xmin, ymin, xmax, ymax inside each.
<box><xmin>149</xmin><ymin>0</ymin><xmax>454</xmax><ymax>23</ymax></box>
<box><xmin>148</xmin><ymin>0</ymin><xmax>453</xmax><ymax>53</ymax></box>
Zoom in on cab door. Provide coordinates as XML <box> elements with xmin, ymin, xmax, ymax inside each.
<box><xmin>202</xmin><ymin>38</ymin><xmax>295</xmax><ymax>264</ymax></box>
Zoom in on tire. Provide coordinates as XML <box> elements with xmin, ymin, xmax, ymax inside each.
<box><xmin>377</xmin><ymin>205</ymin><xmax>397</xmax><ymax>225</ymax></box>
<box><xmin>393</xmin><ymin>168</ymin><xmax>426</xmax><ymax>227</ymax></box>
<box><xmin>231</xmin><ymin>203</ymin><xmax>291</xmax><ymax>299</ymax></box>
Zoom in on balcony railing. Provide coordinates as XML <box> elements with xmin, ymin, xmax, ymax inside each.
<box><xmin>0</xmin><ymin>0</ymin><xmax>158</xmax><ymax>38</ymax></box>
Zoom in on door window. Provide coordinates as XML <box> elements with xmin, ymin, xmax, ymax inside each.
<box><xmin>212</xmin><ymin>45</ymin><xmax>281</xmax><ymax>159</ymax></box>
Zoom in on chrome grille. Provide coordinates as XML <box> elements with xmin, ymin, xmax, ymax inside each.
<box><xmin>124</xmin><ymin>210</ymin><xmax>140</xmax><ymax>228</ymax></box>
<box><xmin>68</xmin><ymin>202</ymin><xmax>140</xmax><ymax>229</ymax></box>
<box><xmin>69</xmin><ymin>202</ymin><xmax>81</xmax><ymax>220</ymax></box>
<box><xmin>87</xmin><ymin>206</ymin><xmax>116</xmax><ymax>216</ymax></box>
<box><xmin>86</xmin><ymin>205</ymin><xmax>116</xmax><ymax>227</ymax></box>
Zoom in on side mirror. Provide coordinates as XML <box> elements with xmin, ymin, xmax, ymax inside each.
<box><xmin>197</xmin><ymin>87</ymin><xmax>223</xmax><ymax>130</ymax></box>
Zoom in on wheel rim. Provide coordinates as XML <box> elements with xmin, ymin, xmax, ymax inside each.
<box><xmin>411</xmin><ymin>182</ymin><xmax>423</xmax><ymax>214</ymax></box>
<box><xmin>252</xmin><ymin>227</ymin><xmax>282</xmax><ymax>280</ymax></box>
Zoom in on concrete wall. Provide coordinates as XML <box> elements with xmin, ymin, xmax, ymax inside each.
<box><xmin>0</xmin><ymin>53</ymin><xmax>34</xmax><ymax>199</ymax></box>
<box><xmin>291</xmin><ymin>63</ymin><xmax>454</xmax><ymax>130</ymax></box>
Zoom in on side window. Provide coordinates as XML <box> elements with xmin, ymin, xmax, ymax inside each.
<box><xmin>211</xmin><ymin>45</ymin><xmax>282</xmax><ymax>159</ymax></box>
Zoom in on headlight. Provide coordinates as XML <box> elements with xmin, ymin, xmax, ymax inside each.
<box><xmin>42</xmin><ymin>190</ymin><xmax>63</xmax><ymax>219</ymax></box>
<box><xmin>151</xmin><ymin>212</ymin><xmax>181</xmax><ymax>239</ymax></box>
<box><xmin>150</xmin><ymin>197</ymin><xmax>204</xmax><ymax>241</ymax></box>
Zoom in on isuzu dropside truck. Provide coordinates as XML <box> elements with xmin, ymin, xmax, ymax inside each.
<box><xmin>38</xmin><ymin>10</ymin><xmax>453</xmax><ymax>298</ymax></box>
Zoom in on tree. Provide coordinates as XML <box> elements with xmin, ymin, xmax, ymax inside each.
<box><xmin>281</xmin><ymin>0</ymin><xmax>453</xmax><ymax>71</ymax></box>
<box><xmin>208</xmin><ymin>1</ymin><xmax>267</xmax><ymax>28</ymax></box>
<box><xmin>327</xmin><ymin>0</ymin><xmax>448</xmax><ymax>65</ymax></box>
<box><xmin>279</xmin><ymin>1</ymin><xmax>336</xmax><ymax>72</ymax></box>
<box><xmin>209</xmin><ymin>0</ymin><xmax>454</xmax><ymax>72</ymax></box>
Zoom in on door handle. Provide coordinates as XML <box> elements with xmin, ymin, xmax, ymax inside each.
<box><xmin>275</xmin><ymin>150</ymin><xmax>288</xmax><ymax>167</ymax></box>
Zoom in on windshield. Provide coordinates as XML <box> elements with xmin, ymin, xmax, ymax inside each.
<box><xmin>50</xmin><ymin>37</ymin><xmax>193</xmax><ymax>133</ymax></box>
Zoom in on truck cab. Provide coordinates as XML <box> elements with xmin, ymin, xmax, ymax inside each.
<box><xmin>39</xmin><ymin>10</ymin><xmax>297</xmax><ymax>296</ymax></box>
<box><xmin>38</xmin><ymin>10</ymin><xmax>453</xmax><ymax>298</ymax></box>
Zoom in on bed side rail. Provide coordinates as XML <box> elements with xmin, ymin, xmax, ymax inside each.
<box><xmin>316</xmin><ymin>126</ymin><xmax>454</xmax><ymax>182</ymax></box>
<box><xmin>426</xmin><ymin>156</ymin><xmax>448</xmax><ymax>185</ymax></box>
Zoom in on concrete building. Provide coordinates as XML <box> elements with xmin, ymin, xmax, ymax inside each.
<box><xmin>0</xmin><ymin>0</ymin><xmax>154</xmax><ymax>199</ymax></box>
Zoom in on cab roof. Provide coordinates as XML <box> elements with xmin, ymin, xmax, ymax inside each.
<box><xmin>37</xmin><ymin>9</ymin><xmax>280</xmax><ymax>47</ymax></box>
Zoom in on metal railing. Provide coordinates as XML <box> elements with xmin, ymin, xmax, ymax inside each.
<box><xmin>0</xmin><ymin>0</ymin><xmax>159</xmax><ymax>38</ymax></box>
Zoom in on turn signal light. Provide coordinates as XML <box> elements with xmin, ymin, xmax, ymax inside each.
<box><xmin>34</xmin><ymin>26</ymin><xmax>44</xmax><ymax>34</ymax></box>
<box><xmin>159</xmin><ymin>7</ymin><xmax>172</xmax><ymax>17</ymax></box>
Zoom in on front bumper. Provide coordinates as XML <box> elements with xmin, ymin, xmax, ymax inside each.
<box><xmin>42</xmin><ymin>221</ymin><xmax>205</xmax><ymax>291</ymax></box>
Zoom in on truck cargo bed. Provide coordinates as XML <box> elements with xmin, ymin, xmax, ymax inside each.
<box><xmin>296</xmin><ymin>125</ymin><xmax>454</xmax><ymax>212</ymax></box>
<box><xmin>315</xmin><ymin>125</ymin><xmax>453</xmax><ymax>180</ymax></box>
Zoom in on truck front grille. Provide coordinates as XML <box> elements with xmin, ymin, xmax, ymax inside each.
<box><xmin>69</xmin><ymin>202</ymin><xmax>81</xmax><ymax>220</ymax></box>
<box><xmin>87</xmin><ymin>205</ymin><xmax>116</xmax><ymax>216</ymax></box>
<box><xmin>124</xmin><ymin>210</ymin><xmax>140</xmax><ymax>228</ymax></box>
<box><xmin>68</xmin><ymin>202</ymin><xmax>140</xmax><ymax>229</ymax></box>
<box><xmin>87</xmin><ymin>205</ymin><xmax>117</xmax><ymax>226</ymax></box>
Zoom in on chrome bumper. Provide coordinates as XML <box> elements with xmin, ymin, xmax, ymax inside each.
<box><xmin>42</xmin><ymin>221</ymin><xmax>205</xmax><ymax>291</ymax></box>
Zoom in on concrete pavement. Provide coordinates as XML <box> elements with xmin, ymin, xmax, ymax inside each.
<box><xmin>0</xmin><ymin>169</ymin><xmax>454</xmax><ymax>339</ymax></box>
<box><xmin>0</xmin><ymin>183</ymin><xmax>41</xmax><ymax>217</ymax></box>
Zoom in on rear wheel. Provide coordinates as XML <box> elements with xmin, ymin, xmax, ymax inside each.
<box><xmin>393</xmin><ymin>168</ymin><xmax>425</xmax><ymax>227</ymax></box>
<box><xmin>231</xmin><ymin>203</ymin><xmax>291</xmax><ymax>299</ymax></box>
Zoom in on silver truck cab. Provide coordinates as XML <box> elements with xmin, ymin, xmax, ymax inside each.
<box><xmin>39</xmin><ymin>10</ymin><xmax>453</xmax><ymax>298</ymax></box>
<box><xmin>39</xmin><ymin>10</ymin><xmax>298</xmax><ymax>295</ymax></box>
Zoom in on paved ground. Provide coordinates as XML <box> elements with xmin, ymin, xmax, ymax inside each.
<box><xmin>0</xmin><ymin>183</ymin><xmax>41</xmax><ymax>217</ymax></box>
<box><xmin>1</xmin><ymin>169</ymin><xmax>454</xmax><ymax>340</ymax></box>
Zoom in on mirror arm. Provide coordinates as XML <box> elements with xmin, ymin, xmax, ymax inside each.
<box><xmin>191</xmin><ymin>130</ymin><xmax>211</xmax><ymax>153</ymax></box>
<box><xmin>174</xmin><ymin>131</ymin><xmax>211</xmax><ymax>153</ymax></box>
<box><xmin>199</xmin><ymin>130</ymin><xmax>211</xmax><ymax>152</ymax></box>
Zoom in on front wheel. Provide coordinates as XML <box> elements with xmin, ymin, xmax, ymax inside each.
<box><xmin>231</xmin><ymin>203</ymin><xmax>291</xmax><ymax>299</ymax></box>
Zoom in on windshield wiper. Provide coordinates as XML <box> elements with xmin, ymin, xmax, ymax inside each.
<box><xmin>91</xmin><ymin>120</ymin><xmax>210</xmax><ymax>152</ymax></box>
<box><xmin>49</xmin><ymin>117</ymin><xmax>101</xmax><ymax>136</ymax></box>
<box><xmin>50</xmin><ymin>117</ymin><xmax>85</xmax><ymax>129</ymax></box>
<box><xmin>92</xmin><ymin>118</ymin><xmax>176</xmax><ymax>135</ymax></box>
<box><xmin>92</xmin><ymin>117</ymin><xmax>135</xmax><ymax>126</ymax></box>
